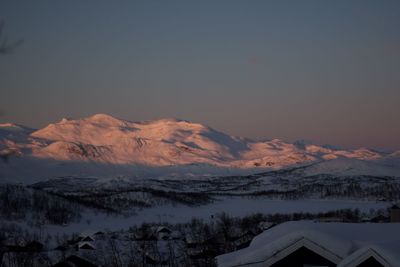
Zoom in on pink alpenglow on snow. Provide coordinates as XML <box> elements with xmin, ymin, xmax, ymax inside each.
<box><xmin>1</xmin><ymin>114</ymin><xmax>400</xmax><ymax>183</ymax></box>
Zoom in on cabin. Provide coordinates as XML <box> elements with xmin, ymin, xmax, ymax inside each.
<box><xmin>317</xmin><ymin>217</ymin><xmax>344</xmax><ymax>223</ymax></box>
<box><xmin>145</xmin><ymin>254</ymin><xmax>159</xmax><ymax>265</ymax></box>
<box><xmin>53</xmin><ymin>255</ymin><xmax>98</xmax><ymax>267</ymax></box>
<box><xmin>360</xmin><ymin>216</ymin><xmax>372</xmax><ymax>223</ymax></box>
<box><xmin>67</xmin><ymin>236</ymin><xmax>84</xmax><ymax>246</ymax></box>
<box><xmin>226</xmin><ymin>227</ymin><xmax>245</xmax><ymax>242</ymax></box>
<box><xmin>134</xmin><ymin>231</ymin><xmax>157</xmax><ymax>241</ymax></box>
<box><xmin>233</xmin><ymin>230</ymin><xmax>257</xmax><ymax>250</ymax></box>
<box><xmin>156</xmin><ymin>226</ymin><xmax>172</xmax><ymax>234</ymax></box>
<box><xmin>170</xmin><ymin>230</ymin><xmax>182</xmax><ymax>240</ymax></box>
<box><xmin>24</xmin><ymin>241</ymin><xmax>44</xmax><ymax>252</ymax></box>
<box><xmin>370</xmin><ymin>214</ymin><xmax>389</xmax><ymax>223</ymax></box>
<box><xmin>216</xmin><ymin>221</ymin><xmax>400</xmax><ymax>267</ymax></box>
<box><xmin>187</xmin><ymin>243</ymin><xmax>220</xmax><ymax>260</ymax></box>
<box><xmin>145</xmin><ymin>253</ymin><xmax>169</xmax><ymax>266</ymax></box>
<box><xmin>2</xmin><ymin>240</ymin><xmax>46</xmax><ymax>267</ymax></box>
<box><xmin>258</xmin><ymin>221</ymin><xmax>274</xmax><ymax>231</ymax></box>
<box><xmin>54</xmin><ymin>245</ymin><xmax>68</xmax><ymax>252</ymax></box>
<box><xmin>81</xmin><ymin>235</ymin><xmax>94</xmax><ymax>242</ymax></box>
<box><xmin>77</xmin><ymin>242</ymin><xmax>95</xmax><ymax>251</ymax></box>
<box><xmin>390</xmin><ymin>204</ymin><xmax>400</xmax><ymax>222</ymax></box>
<box><xmin>5</xmin><ymin>240</ymin><xmax>44</xmax><ymax>253</ymax></box>
<box><xmin>155</xmin><ymin>226</ymin><xmax>172</xmax><ymax>240</ymax></box>
<box><xmin>186</xmin><ymin>234</ymin><xmax>224</xmax><ymax>259</ymax></box>
<box><xmin>185</xmin><ymin>235</ymin><xmax>200</xmax><ymax>249</ymax></box>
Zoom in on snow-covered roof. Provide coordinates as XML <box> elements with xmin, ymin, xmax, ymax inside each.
<box><xmin>78</xmin><ymin>242</ymin><xmax>95</xmax><ymax>250</ymax></box>
<box><xmin>337</xmin><ymin>246</ymin><xmax>394</xmax><ymax>267</ymax></box>
<box><xmin>155</xmin><ymin>226</ymin><xmax>172</xmax><ymax>233</ymax></box>
<box><xmin>216</xmin><ymin>221</ymin><xmax>400</xmax><ymax>267</ymax></box>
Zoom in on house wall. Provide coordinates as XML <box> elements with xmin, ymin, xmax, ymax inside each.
<box><xmin>270</xmin><ymin>246</ymin><xmax>336</xmax><ymax>267</ymax></box>
<box><xmin>390</xmin><ymin>208</ymin><xmax>400</xmax><ymax>222</ymax></box>
<box><xmin>356</xmin><ymin>257</ymin><xmax>384</xmax><ymax>267</ymax></box>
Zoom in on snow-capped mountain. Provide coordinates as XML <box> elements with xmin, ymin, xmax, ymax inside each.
<box><xmin>0</xmin><ymin>114</ymin><xmax>398</xmax><ymax>182</ymax></box>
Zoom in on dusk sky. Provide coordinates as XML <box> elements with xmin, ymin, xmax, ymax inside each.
<box><xmin>1</xmin><ymin>0</ymin><xmax>399</xmax><ymax>150</ymax></box>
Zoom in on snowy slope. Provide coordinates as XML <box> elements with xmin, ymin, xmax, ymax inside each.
<box><xmin>31</xmin><ymin>114</ymin><xmax>249</xmax><ymax>165</ymax></box>
<box><xmin>0</xmin><ymin>123</ymin><xmax>34</xmax><ymax>146</ymax></box>
<box><xmin>0</xmin><ymin>114</ymin><xmax>398</xmax><ymax>182</ymax></box>
<box><xmin>296</xmin><ymin>157</ymin><xmax>400</xmax><ymax>177</ymax></box>
<box><xmin>0</xmin><ymin>123</ymin><xmax>36</xmax><ymax>161</ymax></box>
<box><xmin>377</xmin><ymin>151</ymin><xmax>400</xmax><ymax>168</ymax></box>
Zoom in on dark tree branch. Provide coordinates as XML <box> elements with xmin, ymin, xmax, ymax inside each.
<box><xmin>0</xmin><ymin>20</ymin><xmax>23</xmax><ymax>54</ymax></box>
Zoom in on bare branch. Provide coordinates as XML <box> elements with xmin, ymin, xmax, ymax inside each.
<box><xmin>0</xmin><ymin>20</ymin><xmax>23</xmax><ymax>54</ymax></box>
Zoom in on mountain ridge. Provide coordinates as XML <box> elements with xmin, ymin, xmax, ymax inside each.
<box><xmin>1</xmin><ymin>114</ymin><xmax>399</xmax><ymax>182</ymax></box>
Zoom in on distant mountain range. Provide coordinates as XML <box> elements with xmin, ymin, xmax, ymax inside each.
<box><xmin>1</xmin><ymin>114</ymin><xmax>399</xmax><ymax>183</ymax></box>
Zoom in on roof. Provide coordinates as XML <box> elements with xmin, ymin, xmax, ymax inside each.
<box><xmin>25</xmin><ymin>240</ymin><xmax>44</xmax><ymax>252</ymax></box>
<box><xmin>78</xmin><ymin>242</ymin><xmax>95</xmax><ymax>250</ymax></box>
<box><xmin>216</xmin><ymin>221</ymin><xmax>400</xmax><ymax>267</ymax></box>
<box><xmin>337</xmin><ymin>246</ymin><xmax>394</xmax><ymax>267</ymax></box>
<box><xmin>156</xmin><ymin>226</ymin><xmax>172</xmax><ymax>233</ymax></box>
<box><xmin>53</xmin><ymin>255</ymin><xmax>98</xmax><ymax>267</ymax></box>
<box><xmin>81</xmin><ymin>236</ymin><xmax>94</xmax><ymax>242</ymax></box>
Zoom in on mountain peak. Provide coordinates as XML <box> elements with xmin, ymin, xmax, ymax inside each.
<box><xmin>85</xmin><ymin>113</ymin><xmax>127</xmax><ymax>125</ymax></box>
<box><xmin>148</xmin><ymin>118</ymin><xmax>208</xmax><ymax>129</ymax></box>
<box><xmin>89</xmin><ymin>113</ymin><xmax>120</xmax><ymax>121</ymax></box>
<box><xmin>154</xmin><ymin>118</ymin><xmax>184</xmax><ymax>123</ymax></box>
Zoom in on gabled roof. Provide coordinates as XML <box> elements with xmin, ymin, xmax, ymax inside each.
<box><xmin>216</xmin><ymin>221</ymin><xmax>400</xmax><ymax>267</ymax></box>
<box><xmin>391</xmin><ymin>204</ymin><xmax>400</xmax><ymax>210</ymax></box>
<box><xmin>25</xmin><ymin>240</ymin><xmax>44</xmax><ymax>252</ymax></box>
<box><xmin>263</xmin><ymin>236</ymin><xmax>341</xmax><ymax>266</ymax></box>
<box><xmin>54</xmin><ymin>245</ymin><xmax>68</xmax><ymax>251</ymax></box>
<box><xmin>337</xmin><ymin>246</ymin><xmax>393</xmax><ymax>267</ymax></box>
<box><xmin>78</xmin><ymin>242</ymin><xmax>95</xmax><ymax>250</ymax></box>
<box><xmin>258</xmin><ymin>221</ymin><xmax>274</xmax><ymax>230</ymax></box>
<box><xmin>81</xmin><ymin>236</ymin><xmax>94</xmax><ymax>242</ymax></box>
<box><xmin>156</xmin><ymin>226</ymin><xmax>172</xmax><ymax>233</ymax></box>
<box><xmin>53</xmin><ymin>255</ymin><xmax>98</xmax><ymax>267</ymax></box>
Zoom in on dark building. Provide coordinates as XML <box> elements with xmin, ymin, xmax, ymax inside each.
<box><xmin>390</xmin><ymin>204</ymin><xmax>400</xmax><ymax>222</ymax></box>
<box><xmin>216</xmin><ymin>221</ymin><xmax>400</xmax><ymax>267</ymax></box>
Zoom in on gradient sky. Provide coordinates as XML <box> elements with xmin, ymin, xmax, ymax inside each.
<box><xmin>1</xmin><ymin>0</ymin><xmax>399</xmax><ymax>150</ymax></box>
